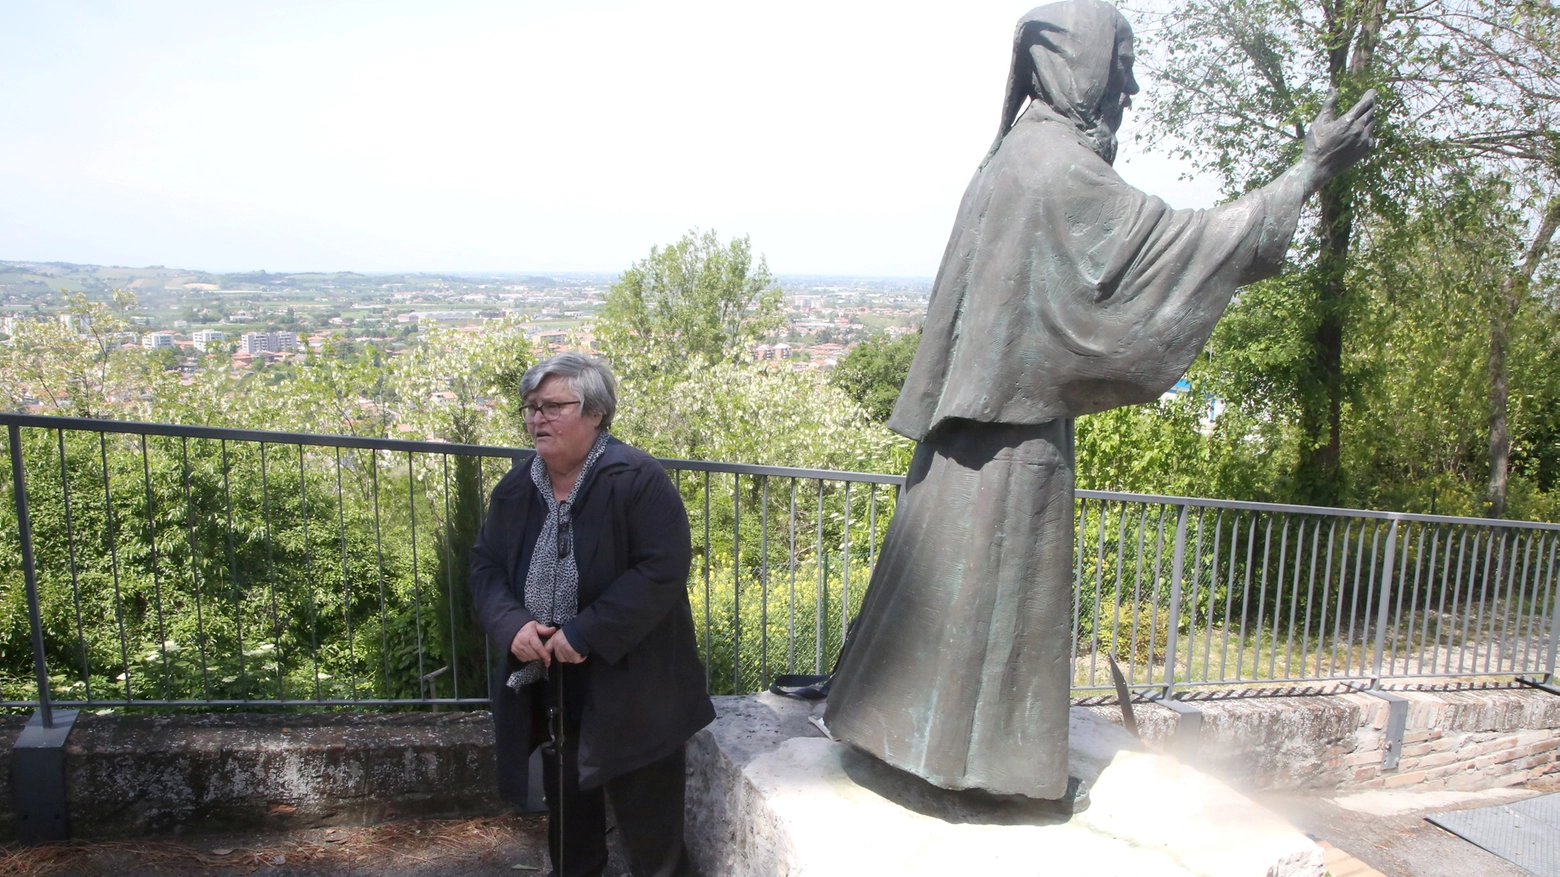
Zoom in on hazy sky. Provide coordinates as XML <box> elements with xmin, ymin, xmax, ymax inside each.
<box><xmin>0</xmin><ymin>1</ymin><xmax>1220</xmax><ymax>277</ymax></box>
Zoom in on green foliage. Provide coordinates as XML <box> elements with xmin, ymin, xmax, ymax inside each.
<box><xmin>827</xmin><ymin>331</ymin><xmax>920</xmax><ymax>423</ymax></box>
<box><xmin>596</xmin><ymin>229</ymin><xmax>784</xmax><ymax>377</ymax></box>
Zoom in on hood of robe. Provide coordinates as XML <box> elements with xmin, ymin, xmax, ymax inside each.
<box><xmin>985</xmin><ymin>0</ymin><xmax>1132</xmax><ymax>166</ymax></box>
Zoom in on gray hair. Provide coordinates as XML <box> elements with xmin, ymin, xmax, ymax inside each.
<box><xmin>519</xmin><ymin>352</ymin><xmax>618</xmax><ymax>430</ymax></box>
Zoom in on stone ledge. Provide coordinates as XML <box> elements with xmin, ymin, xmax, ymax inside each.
<box><xmin>686</xmin><ymin>694</ymin><xmax>1323</xmax><ymax>877</ymax></box>
<box><xmin>3</xmin><ymin>711</ymin><xmax>504</xmax><ymax>841</ymax></box>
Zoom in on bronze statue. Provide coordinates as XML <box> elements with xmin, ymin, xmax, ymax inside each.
<box><xmin>823</xmin><ymin>0</ymin><xmax>1375</xmax><ymax>800</ymax></box>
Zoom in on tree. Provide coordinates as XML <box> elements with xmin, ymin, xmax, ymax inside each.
<box><xmin>828</xmin><ymin>331</ymin><xmax>920</xmax><ymax>423</ymax></box>
<box><xmin>596</xmin><ymin>229</ymin><xmax>784</xmax><ymax>377</ymax></box>
<box><xmin>1130</xmin><ymin>0</ymin><xmax>1560</xmax><ymax>505</ymax></box>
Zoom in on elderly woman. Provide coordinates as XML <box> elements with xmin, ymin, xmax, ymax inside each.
<box><xmin>469</xmin><ymin>352</ymin><xmax>713</xmax><ymax>877</ymax></box>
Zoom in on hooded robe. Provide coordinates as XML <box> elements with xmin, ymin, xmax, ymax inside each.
<box><xmin>823</xmin><ymin>0</ymin><xmax>1301</xmax><ymax>799</ymax></box>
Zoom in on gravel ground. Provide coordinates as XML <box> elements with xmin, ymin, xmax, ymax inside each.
<box><xmin>2</xmin><ymin>787</ymin><xmax>1549</xmax><ymax>877</ymax></box>
<box><xmin>0</xmin><ymin>814</ymin><xmax>634</xmax><ymax>877</ymax></box>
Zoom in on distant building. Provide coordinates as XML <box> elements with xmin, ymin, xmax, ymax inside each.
<box><xmin>142</xmin><ymin>332</ymin><xmax>175</xmax><ymax>350</ymax></box>
<box><xmin>59</xmin><ymin>313</ymin><xmax>91</xmax><ymax>333</ymax></box>
<box><xmin>773</xmin><ymin>342</ymin><xmax>792</xmax><ymax>359</ymax></box>
<box><xmin>191</xmin><ymin>329</ymin><xmax>226</xmax><ymax>352</ymax></box>
<box><xmin>173</xmin><ymin>320</ymin><xmax>189</xmax><ymax>329</ymax></box>
<box><xmin>241</xmin><ymin>331</ymin><xmax>298</xmax><ymax>355</ymax></box>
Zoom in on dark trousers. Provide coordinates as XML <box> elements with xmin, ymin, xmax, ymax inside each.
<box><xmin>539</xmin><ymin>718</ymin><xmax>691</xmax><ymax>877</ymax></box>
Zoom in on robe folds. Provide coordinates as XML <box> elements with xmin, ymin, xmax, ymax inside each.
<box><xmin>823</xmin><ymin>103</ymin><xmax>1300</xmax><ymax>800</ymax></box>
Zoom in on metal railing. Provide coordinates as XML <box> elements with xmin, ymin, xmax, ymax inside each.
<box><xmin>0</xmin><ymin>413</ymin><xmax>896</xmax><ymax>709</ymax></box>
<box><xmin>4</xmin><ymin>413</ymin><xmax>1559</xmax><ymax>713</ymax></box>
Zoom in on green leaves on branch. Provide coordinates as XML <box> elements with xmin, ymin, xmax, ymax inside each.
<box><xmin>596</xmin><ymin>229</ymin><xmax>784</xmax><ymax>378</ymax></box>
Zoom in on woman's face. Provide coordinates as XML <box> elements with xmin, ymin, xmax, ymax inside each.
<box><xmin>525</xmin><ymin>375</ymin><xmax>604</xmax><ymax>472</ymax></box>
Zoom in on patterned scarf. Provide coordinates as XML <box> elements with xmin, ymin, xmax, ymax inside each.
<box><xmin>507</xmin><ymin>430</ymin><xmax>612</xmax><ymax>690</ymax></box>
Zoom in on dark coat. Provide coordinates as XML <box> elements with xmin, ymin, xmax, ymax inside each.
<box><xmin>469</xmin><ymin>437</ymin><xmax>714</xmax><ymax>799</ymax></box>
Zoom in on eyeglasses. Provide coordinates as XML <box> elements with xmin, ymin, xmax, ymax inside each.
<box><xmin>522</xmin><ymin>400</ymin><xmax>582</xmax><ymax>421</ymax></box>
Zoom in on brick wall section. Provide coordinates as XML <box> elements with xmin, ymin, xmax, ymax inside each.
<box><xmin>1090</xmin><ymin>686</ymin><xmax>1560</xmax><ymax>794</ymax></box>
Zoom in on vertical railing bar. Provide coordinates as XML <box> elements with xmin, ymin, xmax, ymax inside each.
<box><xmin>1284</xmin><ymin>518</ymin><xmax>1304</xmax><ymax>678</ymax></box>
<box><xmin>480</xmin><ymin>456</ymin><xmax>492</xmax><ymax>699</ymax></box>
<box><xmin>1543</xmin><ymin>532</ymin><xmax>1560</xmax><ymax>679</ymax></box>
<box><xmin>220</xmin><ymin>439</ymin><xmax>245</xmax><ymax>698</ymax></box>
<box><xmin>301</xmin><ymin>445</ymin><xmax>320</xmax><ymax>701</ymax></box>
<box><xmin>1093</xmin><ymin>499</ymin><xmax>1117</xmax><ymax>686</ymax></box>
<box><xmin>1251</xmin><ymin>515</ymin><xmax>1273</xmax><ymax>680</ymax></box>
<box><xmin>1463</xmin><ymin>531</ymin><xmax>1491</xmax><ymax>674</ymax></box>
<box><xmin>442</xmin><ymin>454</ymin><xmax>459</xmax><ymax>701</ymax></box>
<box><xmin>1447</xmin><ymin>530</ymin><xmax>1470</xmax><ymax>675</ymax></box>
<box><xmin>1388</xmin><ymin>523</ymin><xmax>1411</xmax><ymax>672</ymax></box>
<box><xmin>180</xmin><ymin>436</ymin><xmax>209</xmax><ymax>701</ymax></box>
<box><xmin>816</xmin><ymin>479</ymin><xmax>825</xmax><ymax>674</ymax></box>
<box><xmin>1237</xmin><ymin>513</ymin><xmax>1257</xmax><ymax>681</ymax></box>
<box><xmin>1163</xmin><ymin>504</ymin><xmax>1189</xmax><ymax>695</ymax></box>
<box><xmin>788</xmin><ymin>478</ymin><xmax>797</xmax><ymax>675</ymax></box>
<box><xmin>1477</xmin><ymin>530</ymin><xmax>1502</xmax><ymax>674</ymax></box>
<box><xmin>733</xmin><ymin>472</ymin><xmax>742</xmax><ymax>693</ymax></box>
<box><xmin>1129</xmin><ymin>505</ymin><xmax>1150</xmax><ymax>684</ymax></box>
<box><xmin>407</xmin><ymin>451</ymin><xmax>426</xmax><ymax>696</ymax></box>
<box><xmin>59</xmin><ymin>429</ymin><xmax>92</xmax><ymax>702</ymax></box>
<box><xmin>259</xmin><ymin>443</ymin><xmax>285</xmax><ymax>702</ymax></box>
<box><xmin>370</xmin><ymin>452</ymin><xmax>391</xmax><ymax>698</ymax></box>
<box><xmin>102</xmin><ymin>432</ymin><xmax>132</xmax><ymax>702</ymax></box>
<box><xmin>1187</xmin><ymin>507</ymin><xmax>1205</xmax><ymax>683</ymax></box>
<box><xmin>1371</xmin><ymin>520</ymin><xmax>1398</xmax><ymax>683</ymax></box>
<box><xmin>1344</xmin><ymin>521</ymin><xmax>1368</xmax><ymax>676</ymax></box>
<box><xmin>1070</xmin><ymin>498</ymin><xmax>1090</xmax><ymax>684</ymax></box>
<box><xmin>1499</xmin><ymin>530</ymin><xmax>1517</xmax><ymax>674</ymax></box>
<box><xmin>9</xmin><ymin>424</ymin><xmax>53</xmax><ymax>724</ymax></box>
<box><xmin>760</xmin><ymin>475</ymin><xmax>769</xmax><ymax>690</ymax></box>
<box><xmin>1204</xmin><ymin>508</ymin><xmax>1223</xmax><ymax>683</ymax></box>
<box><xmin>1328</xmin><ymin>520</ymin><xmax>1350</xmax><ymax>677</ymax></box>
<box><xmin>140</xmin><ymin>434</ymin><xmax>172</xmax><ymax>699</ymax></box>
<box><xmin>841</xmin><ymin>483</ymin><xmax>852</xmax><ymax>662</ymax></box>
<box><xmin>1416</xmin><ymin>526</ymin><xmax>1439</xmax><ymax>675</ymax></box>
<box><xmin>1269</xmin><ymin>515</ymin><xmax>1289</xmax><ymax>679</ymax></box>
<box><xmin>868</xmin><ymin>484</ymin><xmax>878</xmax><ymax>571</ymax></box>
<box><xmin>1300</xmin><ymin>516</ymin><xmax>1322</xmax><ymax>679</ymax></box>
<box><xmin>1503</xmin><ymin>533</ymin><xmax>1528</xmax><ymax>667</ymax></box>
<box><xmin>336</xmin><ymin>447</ymin><xmax>359</xmax><ymax>702</ymax></box>
<box><xmin>1532</xmin><ymin>532</ymin><xmax>1549</xmax><ymax>673</ymax></box>
<box><xmin>703</xmin><ymin>471</ymin><xmax>711</xmax><ymax>686</ymax></box>
<box><xmin>1219</xmin><ymin>512</ymin><xmax>1240</xmax><ymax>682</ymax></box>
<box><xmin>1403</xmin><ymin>525</ymin><xmax>1426</xmax><ymax>674</ymax></box>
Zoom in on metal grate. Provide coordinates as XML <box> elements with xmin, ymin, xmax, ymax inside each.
<box><xmin>1428</xmin><ymin>792</ymin><xmax>1560</xmax><ymax>876</ymax></box>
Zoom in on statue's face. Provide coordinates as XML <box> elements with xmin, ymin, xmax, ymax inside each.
<box><xmin>1101</xmin><ymin>30</ymin><xmax>1139</xmax><ymax>135</ymax></box>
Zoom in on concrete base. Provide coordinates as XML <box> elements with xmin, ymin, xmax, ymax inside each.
<box><xmin>687</xmin><ymin>694</ymin><xmax>1324</xmax><ymax>877</ymax></box>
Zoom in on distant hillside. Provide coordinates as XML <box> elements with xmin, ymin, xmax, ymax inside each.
<box><xmin>0</xmin><ymin>260</ymin><xmax>611</xmax><ymax>303</ymax></box>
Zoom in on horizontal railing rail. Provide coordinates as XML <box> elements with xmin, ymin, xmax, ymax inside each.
<box><xmin>3</xmin><ymin>412</ymin><xmax>1557</xmax><ymax>713</ymax></box>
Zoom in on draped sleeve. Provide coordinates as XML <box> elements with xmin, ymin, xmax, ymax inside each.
<box><xmin>889</xmin><ymin>108</ymin><xmax>1299</xmax><ymax>441</ymax></box>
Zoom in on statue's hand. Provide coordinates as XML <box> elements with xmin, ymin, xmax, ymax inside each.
<box><xmin>1302</xmin><ymin>89</ymin><xmax>1377</xmax><ymax>190</ymax></box>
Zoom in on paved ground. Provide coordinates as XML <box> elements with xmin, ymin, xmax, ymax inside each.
<box><xmin>1258</xmin><ymin>786</ymin><xmax>1541</xmax><ymax>877</ymax></box>
<box><xmin>0</xmin><ymin>787</ymin><xmax>1548</xmax><ymax>876</ymax></box>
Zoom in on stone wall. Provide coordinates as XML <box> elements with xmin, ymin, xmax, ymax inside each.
<box><xmin>4</xmin><ymin>685</ymin><xmax>1559</xmax><ymax>840</ymax></box>
<box><xmin>1098</xmin><ymin>685</ymin><xmax>1560</xmax><ymax>794</ymax></box>
<box><xmin>2</xmin><ymin>711</ymin><xmax>504</xmax><ymax>841</ymax></box>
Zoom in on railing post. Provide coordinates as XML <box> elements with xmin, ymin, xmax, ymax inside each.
<box><xmin>1371</xmin><ymin>519</ymin><xmax>1399</xmax><ymax>685</ymax></box>
<box><xmin>9</xmin><ymin>423</ymin><xmax>53</xmax><ymax>727</ymax></box>
<box><xmin>1162</xmin><ymin>504</ymin><xmax>1189</xmax><ymax>697</ymax></box>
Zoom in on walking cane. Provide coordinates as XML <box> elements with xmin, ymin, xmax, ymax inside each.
<box><xmin>547</xmin><ymin>668</ymin><xmax>567</xmax><ymax>877</ymax></box>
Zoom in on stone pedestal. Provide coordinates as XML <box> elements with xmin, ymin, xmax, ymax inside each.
<box><xmin>686</xmin><ymin>694</ymin><xmax>1324</xmax><ymax>877</ymax></box>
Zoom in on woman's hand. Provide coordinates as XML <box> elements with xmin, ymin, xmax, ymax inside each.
<box><xmin>510</xmin><ymin>620</ymin><xmax>556</xmax><ymax>665</ymax></box>
<box><xmin>547</xmin><ymin>629</ymin><xmax>587</xmax><ymax>664</ymax></box>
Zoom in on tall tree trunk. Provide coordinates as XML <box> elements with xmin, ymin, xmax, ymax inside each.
<box><xmin>1488</xmin><ymin>198</ymin><xmax>1560</xmax><ymax>518</ymax></box>
<box><xmin>1298</xmin><ymin>181</ymin><xmax>1354</xmax><ymax>506</ymax></box>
